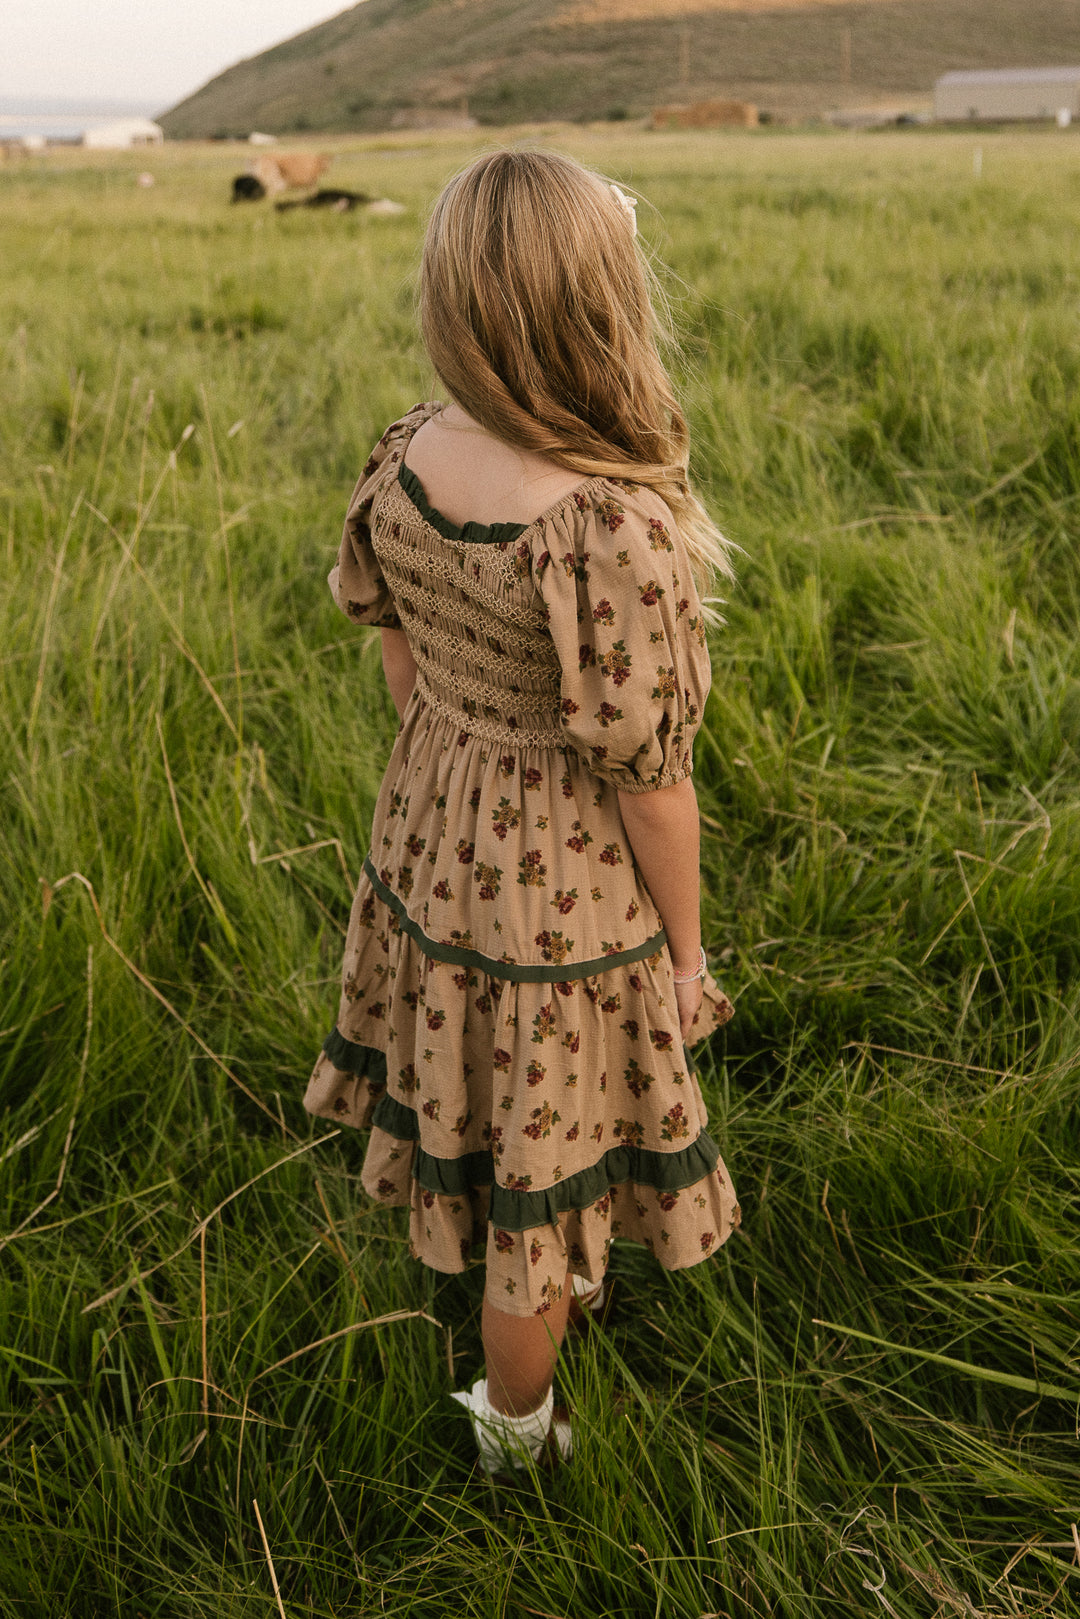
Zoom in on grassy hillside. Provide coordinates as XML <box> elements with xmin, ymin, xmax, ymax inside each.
<box><xmin>2</xmin><ymin>126</ymin><xmax>1080</xmax><ymax>1616</ymax></box>
<box><xmin>158</xmin><ymin>0</ymin><xmax>1080</xmax><ymax>134</ymax></box>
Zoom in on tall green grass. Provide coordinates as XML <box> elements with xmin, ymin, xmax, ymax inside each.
<box><xmin>1</xmin><ymin>128</ymin><xmax>1078</xmax><ymax>1616</ymax></box>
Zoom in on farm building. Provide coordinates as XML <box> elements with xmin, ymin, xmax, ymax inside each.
<box><xmin>0</xmin><ymin>114</ymin><xmax>164</xmax><ymax>149</ymax></box>
<box><xmin>82</xmin><ymin>118</ymin><xmax>163</xmax><ymax>149</ymax></box>
<box><xmin>934</xmin><ymin>68</ymin><xmax>1080</xmax><ymax>123</ymax></box>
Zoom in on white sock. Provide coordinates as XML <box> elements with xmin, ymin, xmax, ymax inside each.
<box><xmin>571</xmin><ymin>1273</ymin><xmax>606</xmax><ymax>1311</ymax></box>
<box><xmin>450</xmin><ymin>1377</ymin><xmax>570</xmax><ymax>1474</ymax></box>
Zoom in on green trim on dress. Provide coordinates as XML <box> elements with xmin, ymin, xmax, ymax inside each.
<box><xmin>364</xmin><ymin>856</ymin><xmax>668</xmax><ymax>983</ymax></box>
<box><xmin>397</xmin><ymin>463</ymin><xmax>530</xmax><ymax>547</ymax></box>
<box><xmin>322</xmin><ymin>1027</ymin><xmax>388</xmax><ymax>1084</ymax></box>
<box><xmin>371</xmin><ymin>1087</ymin><xmax>722</xmax><ymax>1232</ymax></box>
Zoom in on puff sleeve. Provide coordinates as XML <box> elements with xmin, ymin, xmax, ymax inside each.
<box><xmin>534</xmin><ymin>482</ymin><xmax>712</xmax><ymax>793</ymax></box>
<box><xmin>328</xmin><ymin>404</ymin><xmax>432</xmax><ymax>628</ymax></box>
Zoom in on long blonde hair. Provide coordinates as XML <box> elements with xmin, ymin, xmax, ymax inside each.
<box><xmin>419</xmin><ymin>148</ymin><xmax>735</xmax><ymax>595</ymax></box>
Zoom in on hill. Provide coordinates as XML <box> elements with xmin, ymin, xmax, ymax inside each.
<box><xmin>158</xmin><ymin>0</ymin><xmax>1080</xmax><ymax>135</ymax></box>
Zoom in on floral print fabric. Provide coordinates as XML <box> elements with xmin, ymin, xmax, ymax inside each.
<box><xmin>304</xmin><ymin>405</ymin><xmax>739</xmax><ymax>1316</ymax></box>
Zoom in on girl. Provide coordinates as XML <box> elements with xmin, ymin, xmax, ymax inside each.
<box><xmin>304</xmin><ymin>149</ymin><xmax>739</xmax><ymax>1476</ymax></box>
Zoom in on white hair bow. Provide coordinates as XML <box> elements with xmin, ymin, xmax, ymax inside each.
<box><xmin>609</xmin><ymin>183</ymin><xmax>638</xmax><ymax>236</ymax></box>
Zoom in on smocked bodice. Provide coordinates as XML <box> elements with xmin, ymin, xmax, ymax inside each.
<box><xmin>370</xmin><ymin>470</ymin><xmax>566</xmax><ymax>751</ymax></box>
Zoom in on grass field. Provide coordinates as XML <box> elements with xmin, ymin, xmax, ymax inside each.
<box><xmin>2</xmin><ymin>126</ymin><xmax>1080</xmax><ymax>1617</ymax></box>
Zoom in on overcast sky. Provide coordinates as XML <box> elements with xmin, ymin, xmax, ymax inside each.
<box><xmin>3</xmin><ymin>1</ymin><xmax>355</xmax><ymax>113</ymax></box>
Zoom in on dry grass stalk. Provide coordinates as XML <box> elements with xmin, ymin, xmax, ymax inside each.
<box><xmin>253</xmin><ymin>1498</ymin><xmax>289</xmax><ymax>1619</ymax></box>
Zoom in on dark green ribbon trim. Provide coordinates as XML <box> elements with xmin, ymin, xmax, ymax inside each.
<box><xmin>372</xmin><ymin>1088</ymin><xmax>720</xmax><ymax>1233</ymax></box>
<box><xmin>364</xmin><ymin>856</ymin><xmax>667</xmax><ymax>983</ymax></box>
<box><xmin>322</xmin><ymin>1027</ymin><xmax>387</xmax><ymax>1083</ymax></box>
<box><xmin>398</xmin><ymin>463</ymin><xmax>529</xmax><ymax>547</ymax></box>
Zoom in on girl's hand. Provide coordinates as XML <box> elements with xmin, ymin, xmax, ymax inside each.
<box><xmin>674</xmin><ymin>977</ymin><xmax>704</xmax><ymax>1044</ymax></box>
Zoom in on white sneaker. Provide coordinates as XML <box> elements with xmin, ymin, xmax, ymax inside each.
<box><xmin>450</xmin><ymin>1378</ymin><xmax>572</xmax><ymax>1477</ymax></box>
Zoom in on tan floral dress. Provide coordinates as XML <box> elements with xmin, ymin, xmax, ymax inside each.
<box><xmin>304</xmin><ymin>404</ymin><xmax>740</xmax><ymax>1316</ymax></box>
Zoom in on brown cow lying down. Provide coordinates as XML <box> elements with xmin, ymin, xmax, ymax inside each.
<box><xmin>275</xmin><ymin>188</ymin><xmax>371</xmax><ymax>213</ymax></box>
<box><xmin>249</xmin><ymin>153</ymin><xmax>330</xmax><ymax>194</ymax></box>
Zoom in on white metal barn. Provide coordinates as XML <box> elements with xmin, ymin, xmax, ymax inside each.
<box><xmin>82</xmin><ymin>118</ymin><xmax>164</xmax><ymax>149</ymax></box>
<box><xmin>935</xmin><ymin>67</ymin><xmax>1080</xmax><ymax>122</ymax></box>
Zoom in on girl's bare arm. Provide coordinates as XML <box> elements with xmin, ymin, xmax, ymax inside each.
<box><xmin>616</xmin><ymin>776</ymin><xmax>704</xmax><ymax>1039</ymax></box>
<box><xmin>380</xmin><ymin>628</ymin><xmax>418</xmax><ymax>719</ymax></box>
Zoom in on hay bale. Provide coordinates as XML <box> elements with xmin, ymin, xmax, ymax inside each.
<box><xmin>651</xmin><ymin>100</ymin><xmax>758</xmax><ymax>130</ymax></box>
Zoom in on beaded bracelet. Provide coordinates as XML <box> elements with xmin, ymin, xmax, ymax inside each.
<box><xmin>672</xmin><ymin>946</ymin><xmax>707</xmax><ymax>985</ymax></box>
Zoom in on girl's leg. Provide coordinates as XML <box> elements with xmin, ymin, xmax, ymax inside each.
<box><xmin>482</xmin><ymin>1271</ymin><xmax>573</xmax><ymax>1415</ymax></box>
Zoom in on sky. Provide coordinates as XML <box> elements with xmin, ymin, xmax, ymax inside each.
<box><xmin>2</xmin><ymin>0</ymin><xmax>356</xmax><ymax>115</ymax></box>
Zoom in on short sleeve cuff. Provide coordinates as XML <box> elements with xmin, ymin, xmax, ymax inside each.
<box><xmin>608</xmin><ymin>760</ymin><xmax>695</xmax><ymax>795</ymax></box>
